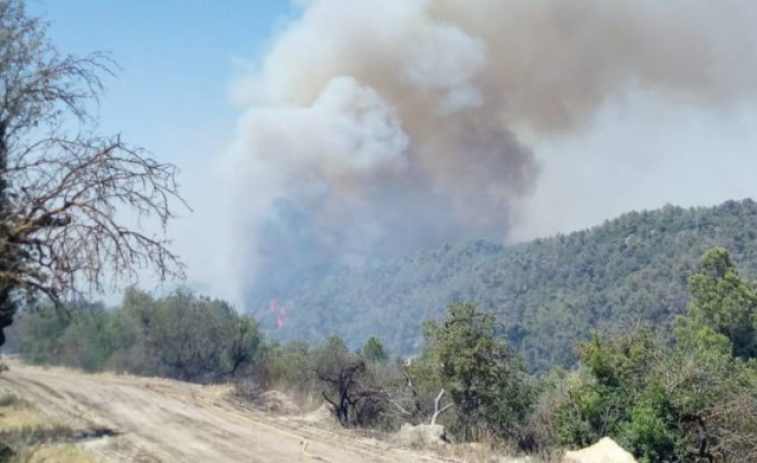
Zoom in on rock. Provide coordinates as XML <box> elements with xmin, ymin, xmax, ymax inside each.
<box><xmin>564</xmin><ymin>438</ymin><xmax>638</xmax><ymax>463</ymax></box>
<box><xmin>395</xmin><ymin>424</ymin><xmax>450</xmax><ymax>448</ymax></box>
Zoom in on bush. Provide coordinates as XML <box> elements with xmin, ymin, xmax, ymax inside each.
<box><xmin>415</xmin><ymin>302</ymin><xmax>534</xmax><ymax>442</ymax></box>
<box><xmin>12</xmin><ymin>288</ymin><xmax>264</xmax><ymax>383</ymax></box>
<box><xmin>362</xmin><ymin>336</ymin><xmax>389</xmax><ymax>364</ymax></box>
<box><xmin>550</xmin><ymin>325</ymin><xmax>757</xmax><ymax>463</ymax></box>
<box><xmin>15</xmin><ymin>309</ymin><xmax>68</xmax><ymax>365</ymax></box>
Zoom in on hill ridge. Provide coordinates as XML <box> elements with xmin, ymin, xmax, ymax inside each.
<box><xmin>258</xmin><ymin>199</ymin><xmax>757</xmax><ymax>372</ymax></box>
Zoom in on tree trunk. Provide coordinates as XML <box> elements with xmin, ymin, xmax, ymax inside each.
<box><xmin>0</xmin><ymin>120</ymin><xmax>14</xmax><ymax>349</ymax></box>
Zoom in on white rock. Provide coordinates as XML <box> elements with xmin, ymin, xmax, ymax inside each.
<box><xmin>564</xmin><ymin>438</ymin><xmax>637</xmax><ymax>463</ymax></box>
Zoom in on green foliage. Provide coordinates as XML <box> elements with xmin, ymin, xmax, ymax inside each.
<box><xmin>419</xmin><ymin>302</ymin><xmax>532</xmax><ymax>441</ymax></box>
<box><xmin>15</xmin><ymin>308</ymin><xmax>69</xmax><ymax>365</ymax></box>
<box><xmin>12</xmin><ymin>288</ymin><xmax>263</xmax><ymax>383</ymax></box>
<box><xmin>554</xmin><ymin>329</ymin><xmax>661</xmax><ymax>449</ymax></box>
<box><xmin>263</xmin><ymin>200</ymin><xmax>757</xmax><ymax>373</ymax></box>
<box><xmin>312</xmin><ymin>335</ymin><xmax>353</xmax><ymax>379</ymax></box>
<box><xmin>618</xmin><ymin>383</ymin><xmax>682</xmax><ymax>463</ymax></box>
<box><xmin>259</xmin><ymin>339</ymin><xmax>314</xmax><ymax>391</ymax></box>
<box><xmin>684</xmin><ymin>247</ymin><xmax>757</xmax><ymax>359</ymax></box>
<box><xmin>362</xmin><ymin>336</ymin><xmax>389</xmax><ymax>364</ymax></box>
<box><xmin>224</xmin><ymin>315</ymin><xmax>263</xmax><ymax>377</ymax></box>
<box><xmin>550</xmin><ymin>260</ymin><xmax>757</xmax><ymax>463</ymax></box>
<box><xmin>146</xmin><ymin>290</ymin><xmax>235</xmax><ymax>380</ymax></box>
<box><xmin>56</xmin><ymin>303</ymin><xmax>113</xmax><ymax>372</ymax></box>
<box><xmin>16</xmin><ymin>301</ymin><xmax>115</xmax><ymax>372</ymax></box>
<box><xmin>104</xmin><ymin>289</ymin><xmax>154</xmax><ymax>374</ymax></box>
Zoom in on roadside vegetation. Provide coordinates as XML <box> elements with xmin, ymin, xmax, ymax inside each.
<box><xmin>10</xmin><ymin>248</ymin><xmax>757</xmax><ymax>462</ymax></box>
<box><xmin>12</xmin><ymin>289</ymin><xmax>262</xmax><ymax>382</ymax></box>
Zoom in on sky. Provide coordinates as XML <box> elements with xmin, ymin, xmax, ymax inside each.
<box><xmin>31</xmin><ymin>0</ymin><xmax>295</xmax><ymax>298</ymax></box>
<box><xmin>31</xmin><ymin>1</ymin><xmax>757</xmax><ymax>306</ymax></box>
<box><xmin>33</xmin><ymin>1</ymin><xmax>290</xmax><ymax>164</ymax></box>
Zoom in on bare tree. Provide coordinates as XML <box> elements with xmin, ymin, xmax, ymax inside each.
<box><xmin>318</xmin><ymin>358</ymin><xmax>370</xmax><ymax>427</ymax></box>
<box><xmin>0</xmin><ymin>0</ymin><xmax>186</xmax><ymax>345</ymax></box>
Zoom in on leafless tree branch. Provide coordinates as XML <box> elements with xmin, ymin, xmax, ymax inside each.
<box><xmin>0</xmin><ymin>0</ymin><xmax>187</xmax><ymax>344</ymax></box>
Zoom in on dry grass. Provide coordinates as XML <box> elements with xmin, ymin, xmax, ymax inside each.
<box><xmin>0</xmin><ymin>394</ymin><xmax>100</xmax><ymax>463</ymax></box>
<box><xmin>4</xmin><ymin>359</ymin><xmax>122</xmax><ymax>382</ymax></box>
<box><xmin>432</xmin><ymin>439</ymin><xmax>565</xmax><ymax>463</ymax></box>
<box><xmin>0</xmin><ymin>395</ymin><xmax>74</xmax><ymax>445</ymax></box>
<box><xmin>269</xmin><ymin>383</ymin><xmax>324</xmax><ymax>413</ymax></box>
<box><xmin>233</xmin><ymin>380</ymin><xmax>325</xmax><ymax>416</ymax></box>
<box><xmin>0</xmin><ymin>396</ymin><xmax>55</xmax><ymax>431</ymax></box>
<box><xmin>13</xmin><ymin>444</ymin><xmax>98</xmax><ymax>463</ymax></box>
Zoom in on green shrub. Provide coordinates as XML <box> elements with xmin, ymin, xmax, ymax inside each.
<box><xmin>13</xmin><ymin>288</ymin><xmax>264</xmax><ymax>383</ymax></box>
<box><xmin>418</xmin><ymin>302</ymin><xmax>534</xmax><ymax>441</ymax></box>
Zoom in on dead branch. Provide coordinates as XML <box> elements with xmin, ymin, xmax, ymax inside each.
<box><xmin>431</xmin><ymin>388</ymin><xmax>453</xmax><ymax>425</ymax></box>
<box><xmin>0</xmin><ymin>0</ymin><xmax>187</xmax><ymax>340</ymax></box>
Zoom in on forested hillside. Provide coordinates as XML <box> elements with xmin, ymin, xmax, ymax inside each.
<box><xmin>265</xmin><ymin>199</ymin><xmax>757</xmax><ymax>372</ymax></box>
<box><xmin>13</xmin><ymin>247</ymin><xmax>757</xmax><ymax>462</ymax></box>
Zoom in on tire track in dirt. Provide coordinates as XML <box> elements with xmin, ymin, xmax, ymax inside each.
<box><xmin>0</xmin><ymin>364</ymin><xmax>447</xmax><ymax>463</ymax></box>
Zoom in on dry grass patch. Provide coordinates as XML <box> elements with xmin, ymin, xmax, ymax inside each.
<box><xmin>13</xmin><ymin>444</ymin><xmax>98</xmax><ymax>463</ymax></box>
<box><xmin>0</xmin><ymin>395</ymin><xmax>73</xmax><ymax>445</ymax></box>
<box><xmin>0</xmin><ymin>394</ymin><xmax>101</xmax><ymax>462</ymax></box>
<box><xmin>0</xmin><ymin>396</ymin><xmax>54</xmax><ymax>432</ymax></box>
<box><xmin>433</xmin><ymin>441</ymin><xmax>564</xmax><ymax>463</ymax></box>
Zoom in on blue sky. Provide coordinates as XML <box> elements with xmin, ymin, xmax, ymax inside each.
<box><xmin>33</xmin><ymin>0</ymin><xmax>292</xmax><ymax>170</ymax></box>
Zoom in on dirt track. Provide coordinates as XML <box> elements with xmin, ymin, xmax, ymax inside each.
<box><xmin>0</xmin><ymin>363</ymin><xmax>446</xmax><ymax>463</ymax></box>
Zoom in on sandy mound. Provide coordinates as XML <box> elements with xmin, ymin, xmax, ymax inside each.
<box><xmin>394</xmin><ymin>424</ymin><xmax>450</xmax><ymax>448</ymax></box>
<box><xmin>564</xmin><ymin>438</ymin><xmax>637</xmax><ymax>463</ymax></box>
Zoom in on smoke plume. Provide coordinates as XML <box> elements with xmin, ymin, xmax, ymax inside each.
<box><xmin>222</xmin><ymin>0</ymin><xmax>757</xmax><ymax>305</ymax></box>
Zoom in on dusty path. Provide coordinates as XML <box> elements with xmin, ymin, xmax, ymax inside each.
<box><xmin>0</xmin><ymin>363</ymin><xmax>445</xmax><ymax>463</ymax></box>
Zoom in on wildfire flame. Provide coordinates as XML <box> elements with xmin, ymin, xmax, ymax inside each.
<box><xmin>269</xmin><ymin>299</ymin><xmax>286</xmax><ymax>329</ymax></box>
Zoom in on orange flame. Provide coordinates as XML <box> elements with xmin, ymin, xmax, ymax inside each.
<box><xmin>269</xmin><ymin>299</ymin><xmax>287</xmax><ymax>329</ymax></box>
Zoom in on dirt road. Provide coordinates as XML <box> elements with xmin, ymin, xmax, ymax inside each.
<box><xmin>0</xmin><ymin>363</ymin><xmax>445</xmax><ymax>463</ymax></box>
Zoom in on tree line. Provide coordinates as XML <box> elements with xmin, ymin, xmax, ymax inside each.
<box><xmin>260</xmin><ymin>199</ymin><xmax>757</xmax><ymax>373</ymax></box>
<box><xmin>11</xmin><ymin>248</ymin><xmax>757</xmax><ymax>463</ymax></box>
<box><xmin>11</xmin><ymin>289</ymin><xmax>261</xmax><ymax>381</ymax></box>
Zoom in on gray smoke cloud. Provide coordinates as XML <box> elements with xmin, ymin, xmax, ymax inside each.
<box><xmin>221</xmin><ymin>0</ymin><xmax>757</xmax><ymax>304</ymax></box>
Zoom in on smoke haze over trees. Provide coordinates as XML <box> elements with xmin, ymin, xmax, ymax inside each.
<box><xmin>222</xmin><ymin>0</ymin><xmax>757</xmax><ymax>307</ymax></box>
<box><xmin>260</xmin><ymin>199</ymin><xmax>757</xmax><ymax>373</ymax></box>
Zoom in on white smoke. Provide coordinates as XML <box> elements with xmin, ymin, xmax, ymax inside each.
<box><xmin>220</xmin><ymin>0</ymin><xmax>757</xmax><ymax>306</ymax></box>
